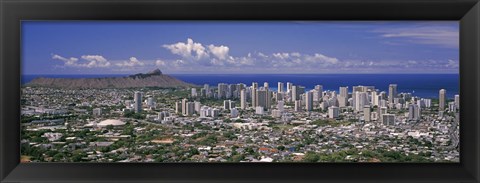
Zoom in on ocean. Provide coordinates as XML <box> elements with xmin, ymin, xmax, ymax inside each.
<box><xmin>22</xmin><ymin>74</ymin><xmax>459</xmax><ymax>99</ymax></box>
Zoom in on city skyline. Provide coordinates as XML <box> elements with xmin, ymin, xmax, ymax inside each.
<box><xmin>22</xmin><ymin>21</ymin><xmax>459</xmax><ymax>75</ymax></box>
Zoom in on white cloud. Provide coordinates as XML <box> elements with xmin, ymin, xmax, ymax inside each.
<box><xmin>81</xmin><ymin>55</ymin><xmax>111</xmax><ymax>68</ymax></box>
<box><xmin>375</xmin><ymin>26</ymin><xmax>459</xmax><ymax>48</ymax></box>
<box><xmin>115</xmin><ymin>57</ymin><xmax>145</xmax><ymax>67</ymax></box>
<box><xmin>52</xmin><ymin>54</ymin><xmax>111</xmax><ymax>68</ymax></box>
<box><xmin>208</xmin><ymin>44</ymin><xmax>230</xmax><ymax>60</ymax></box>
<box><xmin>156</xmin><ymin>59</ymin><xmax>166</xmax><ymax>66</ymax></box>
<box><xmin>52</xmin><ymin>54</ymin><xmax>79</xmax><ymax>66</ymax></box>
<box><xmin>162</xmin><ymin>38</ymin><xmax>209</xmax><ymax>60</ymax></box>
<box><xmin>305</xmin><ymin>53</ymin><xmax>339</xmax><ymax>64</ymax></box>
<box><xmin>273</xmin><ymin>52</ymin><xmax>290</xmax><ymax>60</ymax></box>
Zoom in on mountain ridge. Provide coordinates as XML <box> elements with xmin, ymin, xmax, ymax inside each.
<box><xmin>24</xmin><ymin>69</ymin><xmax>196</xmax><ymax>89</ymax></box>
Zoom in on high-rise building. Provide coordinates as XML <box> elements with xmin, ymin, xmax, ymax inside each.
<box><xmin>382</xmin><ymin>114</ymin><xmax>395</xmax><ymax>126</ymax></box>
<box><xmin>255</xmin><ymin>106</ymin><xmax>264</xmax><ymax>115</ymax></box>
<box><xmin>439</xmin><ymin>89</ymin><xmax>446</xmax><ymax>111</ymax></box>
<box><xmin>186</xmin><ymin>102</ymin><xmax>195</xmax><ymax>116</ymax></box>
<box><xmin>175</xmin><ymin>101</ymin><xmax>182</xmax><ymax>114</ymax></box>
<box><xmin>339</xmin><ymin>86</ymin><xmax>348</xmax><ymax>98</ymax></box>
<box><xmin>181</xmin><ymin>98</ymin><xmax>188</xmax><ymax>115</ymax></box>
<box><xmin>287</xmin><ymin>82</ymin><xmax>293</xmax><ymax>92</ymax></box>
<box><xmin>371</xmin><ymin>91</ymin><xmax>378</xmax><ymax>106</ymax></box>
<box><xmin>454</xmin><ymin>94</ymin><xmax>460</xmax><ymax>109</ymax></box>
<box><xmin>212</xmin><ymin>109</ymin><xmax>220</xmax><ymax>118</ymax></box>
<box><xmin>146</xmin><ymin>97</ymin><xmax>155</xmax><ymax>107</ymax></box>
<box><xmin>277</xmin><ymin>101</ymin><xmax>285</xmax><ymax>112</ymax></box>
<box><xmin>217</xmin><ymin>83</ymin><xmax>228</xmax><ymax>99</ymax></box>
<box><xmin>294</xmin><ymin>100</ymin><xmax>302</xmax><ymax>112</ymax></box>
<box><xmin>224</xmin><ymin>100</ymin><xmax>231</xmax><ymax>110</ymax></box>
<box><xmin>363</xmin><ymin>106</ymin><xmax>371</xmax><ymax>122</ymax></box>
<box><xmin>314</xmin><ymin>85</ymin><xmax>323</xmax><ymax>102</ymax></box>
<box><xmin>228</xmin><ymin>84</ymin><xmax>237</xmax><ymax>99</ymax></box>
<box><xmin>251</xmin><ymin>82</ymin><xmax>258</xmax><ymax>106</ymax></box>
<box><xmin>292</xmin><ymin>86</ymin><xmax>298</xmax><ymax>101</ymax></box>
<box><xmin>264</xmin><ymin>82</ymin><xmax>269</xmax><ymax>90</ymax></box>
<box><xmin>448</xmin><ymin>102</ymin><xmax>456</xmax><ymax>112</ymax></box>
<box><xmin>256</xmin><ymin>90</ymin><xmax>267</xmax><ymax>109</ymax></box>
<box><xmin>204</xmin><ymin>84</ymin><xmax>209</xmax><ymax>93</ymax></box>
<box><xmin>408</xmin><ymin>104</ymin><xmax>421</xmax><ymax>121</ymax></box>
<box><xmin>251</xmin><ymin>88</ymin><xmax>258</xmax><ymax>108</ymax></box>
<box><xmin>355</xmin><ymin>92</ymin><xmax>368</xmax><ymax>111</ymax></box>
<box><xmin>252</xmin><ymin>82</ymin><xmax>258</xmax><ymax>89</ymax></box>
<box><xmin>379</xmin><ymin>107</ymin><xmax>387</xmax><ymax>122</ymax></box>
<box><xmin>191</xmin><ymin>88</ymin><xmax>197</xmax><ymax>98</ymax></box>
<box><xmin>265</xmin><ymin>90</ymin><xmax>272</xmax><ymax>110</ymax></box>
<box><xmin>278</xmin><ymin>82</ymin><xmax>284</xmax><ymax>93</ymax></box>
<box><xmin>240</xmin><ymin>89</ymin><xmax>246</xmax><ymax>109</ymax></box>
<box><xmin>271</xmin><ymin>109</ymin><xmax>282</xmax><ymax>118</ymax></box>
<box><xmin>352</xmin><ymin>86</ymin><xmax>363</xmax><ymax>93</ymax></box>
<box><xmin>329</xmin><ymin>106</ymin><xmax>339</xmax><ymax>119</ymax></box>
<box><xmin>194</xmin><ymin>101</ymin><xmax>201</xmax><ymax>113</ymax></box>
<box><xmin>298</xmin><ymin>86</ymin><xmax>305</xmax><ymax>98</ymax></box>
<box><xmin>305</xmin><ymin>91</ymin><xmax>314</xmax><ymax>111</ymax></box>
<box><xmin>388</xmin><ymin>84</ymin><xmax>398</xmax><ymax>104</ymax></box>
<box><xmin>134</xmin><ymin>91</ymin><xmax>142</xmax><ymax>113</ymax></box>
<box><xmin>338</xmin><ymin>96</ymin><xmax>348</xmax><ymax>107</ymax></box>
<box><xmin>230</xmin><ymin>108</ymin><xmax>239</xmax><ymax>118</ymax></box>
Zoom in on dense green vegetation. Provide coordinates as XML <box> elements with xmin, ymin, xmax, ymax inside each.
<box><xmin>303</xmin><ymin>149</ymin><xmax>434</xmax><ymax>163</ymax></box>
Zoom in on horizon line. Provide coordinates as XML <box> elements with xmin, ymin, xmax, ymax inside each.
<box><xmin>22</xmin><ymin>73</ymin><xmax>460</xmax><ymax>75</ymax></box>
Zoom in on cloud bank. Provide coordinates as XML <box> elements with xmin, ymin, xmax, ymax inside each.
<box><xmin>51</xmin><ymin>38</ymin><xmax>458</xmax><ymax>74</ymax></box>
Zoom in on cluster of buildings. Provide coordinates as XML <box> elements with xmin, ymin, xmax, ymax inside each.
<box><xmin>20</xmin><ymin>80</ymin><xmax>460</xmax><ymax>162</ymax></box>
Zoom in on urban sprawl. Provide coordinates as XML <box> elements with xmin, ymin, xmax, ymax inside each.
<box><xmin>21</xmin><ymin>82</ymin><xmax>460</xmax><ymax>163</ymax></box>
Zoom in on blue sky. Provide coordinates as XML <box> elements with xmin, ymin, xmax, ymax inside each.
<box><xmin>22</xmin><ymin>21</ymin><xmax>459</xmax><ymax>74</ymax></box>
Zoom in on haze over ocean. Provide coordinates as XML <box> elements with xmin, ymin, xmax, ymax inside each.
<box><xmin>22</xmin><ymin>74</ymin><xmax>459</xmax><ymax>99</ymax></box>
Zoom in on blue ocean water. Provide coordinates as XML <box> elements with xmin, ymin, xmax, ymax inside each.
<box><xmin>22</xmin><ymin>74</ymin><xmax>459</xmax><ymax>99</ymax></box>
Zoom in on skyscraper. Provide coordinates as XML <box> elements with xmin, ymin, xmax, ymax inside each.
<box><xmin>175</xmin><ymin>101</ymin><xmax>182</xmax><ymax>114</ymax></box>
<box><xmin>217</xmin><ymin>83</ymin><xmax>228</xmax><ymax>99</ymax></box>
<box><xmin>186</xmin><ymin>102</ymin><xmax>195</xmax><ymax>116</ymax></box>
<box><xmin>371</xmin><ymin>90</ymin><xmax>376</xmax><ymax>105</ymax></box>
<box><xmin>292</xmin><ymin>85</ymin><xmax>298</xmax><ymax>102</ymax></box>
<box><xmin>305</xmin><ymin>91</ymin><xmax>314</xmax><ymax>111</ymax></box>
<box><xmin>382</xmin><ymin>114</ymin><xmax>395</xmax><ymax>126</ymax></box>
<box><xmin>355</xmin><ymin>92</ymin><xmax>367</xmax><ymax>111</ymax></box>
<box><xmin>339</xmin><ymin>86</ymin><xmax>348</xmax><ymax>98</ymax></box>
<box><xmin>204</xmin><ymin>84</ymin><xmax>209</xmax><ymax>93</ymax></box>
<box><xmin>329</xmin><ymin>106</ymin><xmax>339</xmax><ymax>119</ymax></box>
<box><xmin>278</xmin><ymin>82</ymin><xmax>284</xmax><ymax>93</ymax></box>
<box><xmin>408</xmin><ymin>104</ymin><xmax>421</xmax><ymax>121</ymax></box>
<box><xmin>191</xmin><ymin>88</ymin><xmax>197</xmax><ymax>98</ymax></box>
<box><xmin>363</xmin><ymin>106</ymin><xmax>371</xmax><ymax>122</ymax></box>
<box><xmin>251</xmin><ymin>82</ymin><xmax>258</xmax><ymax>107</ymax></box>
<box><xmin>256</xmin><ymin>90</ymin><xmax>267</xmax><ymax>110</ymax></box>
<box><xmin>252</xmin><ymin>88</ymin><xmax>257</xmax><ymax>108</ymax></box>
<box><xmin>294</xmin><ymin>100</ymin><xmax>302</xmax><ymax>112</ymax></box>
<box><xmin>224</xmin><ymin>100</ymin><xmax>231</xmax><ymax>110</ymax></box>
<box><xmin>439</xmin><ymin>89</ymin><xmax>446</xmax><ymax>111</ymax></box>
<box><xmin>181</xmin><ymin>98</ymin><xmax>188</xmax><ymax>116</ymax></box>
<box><xmin>314</xmin><ymin>85</ymin><xmax>323</xmax><ymax>102</ymax></box>
<box><xmin>240</xmin><ymin>89</ymin><xmax>246</xmax><ymax>109</ymax></box>
<box><xmin>134</xmin><ymin>91</ymin><xmax>142</xmax><ymax>113</ymax></box>
<box><xmin>454</xmin><ymin>94</ymin><xmax>460</xmax><ymax>109</ymax></box>
<box><xmin>388</xmin><ymin>84</ymin><xmax>398</xmax><ymax>104</ymax></box>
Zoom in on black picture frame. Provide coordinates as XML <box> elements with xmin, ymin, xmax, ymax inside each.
<box><xmin>1</xmin><ymin>0</ymin><xmax>479</xmax><ymax>182</ymax></box>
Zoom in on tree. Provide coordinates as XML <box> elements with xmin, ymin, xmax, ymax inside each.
<box><xmin>303</xmin><ymin>152</ymin><xmax>320</xmax><ymax>162</ymax></box>
<box><xmin>106</xmin><ymin>125</ymin><xmax>114</xmax><ymax>130</ymax></box>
